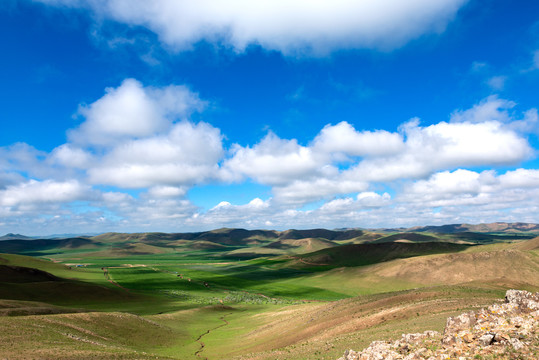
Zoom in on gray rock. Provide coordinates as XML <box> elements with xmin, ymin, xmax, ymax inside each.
<box><xmin>478</xmin><ymin>333</ymin><xmax>495</xmax><ymax>346</ymax></box>
<box><xmin>509</xmin><ymin>337</ymin><xmax>525</xmax><ymax>351</ymax></box>
<box><xmin>442</xmin><ymin>311</ymin><xmax>476</xmax><ymax>344</ymax></box>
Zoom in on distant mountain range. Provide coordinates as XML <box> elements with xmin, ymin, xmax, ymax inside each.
<box><xmin>403</xmin><ymin>222</ymin><xmax>539</xmax><ymax>234</ymax></box>
<box><xmin>0</xmin><ymin>222</ymin><xmax>537</xmax><ymax>260</ymax></box>
<box><xmin>2</xmin><ymin>222</ymin><xmax>538</xmax><ymax>244</ymax></box>
<box><xmin>0</xmin><ymin>233</ymin><xmax>34</xmax><ymax>241</ymax></box>
<box><xmin>0</xmin><ymin>233</ymin><xmax>100</xmax><ymax>241</ymax></box>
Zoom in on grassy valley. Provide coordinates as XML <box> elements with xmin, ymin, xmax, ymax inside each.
<box><xmin>0</xmin><ymin>224</ymin><xmax>538</xmax><ymax>359</ymax></box>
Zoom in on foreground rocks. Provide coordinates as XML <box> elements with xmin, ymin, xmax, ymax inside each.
<box><xmin>338</xmin><ymin>289</ymin><xmax>538</xmax><ymax>360</ymax></box>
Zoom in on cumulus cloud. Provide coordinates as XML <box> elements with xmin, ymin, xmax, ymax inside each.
<box><xmin>273</xmin><ymin>178</ymin><xmax>368</xmax><ymax>205</ymax></box>
<box><xmin>0</xmin><ymin>143</ymin><xmax>47</xmax><ymax>178</ymax></box>
<box><xmin>2</xmin><ymin>80</ymin><xmax>539</xmax><ymax>233</ymax></box>
<box><xmin>498</xmin><ymin>168</ymin><xmax>539</xmax><ymax>189</ymax></box>
<box><xmin>507</xmin><ymin>109</ymin><xmax>539</xmax><ymax>134</ymax></box>
<box><xmin>347</xmin><ymin>118</ymin><xmax>531</xmax><ymax>182</ymax></box>
<box><xmin>0</xmin><ymin>179</ymin><xmax>90</xmax><ymax>207</ymax></box>
<box><xmin>88</xmin><ymin>121</ymin><xmax>223</xmax><ymax>188</ymax></box>
<box><xmin>312</xmin><ymin>121</ymin><xmax>405</xmax><ymax>158</ymax></box>
<box><xmin>450</xmin><ymin>95</ymin><xmax>515</xmax><ymax>124</ymax></box>
<box><xmin>45</xmin><ymin>79</ymin><xmax>223</xmax><ymax>189</ymax></box>
<box><xmin>147</xmin><ymin>185</ymin><xmax>187</xmax><ymax>198</ymax></box>
<box><xmin>70</xmin><ymin>78</ymin><xmax>206</xmax><ymax>145</ymax></box>
<box><xmin>35</xmin><ymin>0</ymin><xmax>468</xmax><ymax>55</ymax></box>
<box><xmin>222</xmin><ymin>132</ymin><xmax>325</xmax><ymax>185</ymax></box>
<box><xmin>222</xmin><ymin>97</ymin><xmax>533</xmax><ymax>205</ymax></box>
<box><xmin>49</xmin><ymin>144</ymin><xmax>93</xmax><ymax>168</ymax></box>
<box><xmin>398</xmin><ymin>168</ymin><xmax>539</xmax><ymax>212</ymax></box>
<box><xmin>197</xmin><ymin>197</ymin><xmax>273</xmax><ymax>228</ymax></box>
<box><xmin>319</xmin><ymin>192</ymin><xmax>391</xmax><ymax>212</ymax></box>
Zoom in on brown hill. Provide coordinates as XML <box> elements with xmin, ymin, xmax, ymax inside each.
<box><xmin>279</xmin><ymin>229</ymin><xmax>364</xmax><ymax>240</ymax></box>
<box><xmin>370</xmin><ymin>232</ymin><xmax>439</xmax><ymax>243</ymax></box>
<box><xmin>234</xmin><ymin>287</ymin><xmax>506</xmax><ymax>359</ymax></box>
<box><xmin>337</xmin><ymin>290</ymin><xmax>539</xmax><ymax>360</ymax></box>
<box><xmin>408</xmin><ymin>222</ymin><xmax>539</xmax><ymax>234</ymax></box>
<box><xmin>263</xmin><ymin>238</ymin><xmax>337</xmax><ymax>253</ymax></box>
<box><xmin>511</xmin><ymin>236</ymin><xmax>539</xmax><ymax>251</ymax></box>
<box><xmin>370</xmin><ymin>248</ymin><xmax>539</xmax><ymax>286</ymax></box>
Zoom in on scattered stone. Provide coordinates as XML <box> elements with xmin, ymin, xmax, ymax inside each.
<box><xmin>478</xmin><ymin>333</ymin><xmax>494</xmax><ymax>346</ymax></box>
<box><xmin>337</xmin><ymin>290</ymin><xmax>538</xmax><ymax>360</ymax></box>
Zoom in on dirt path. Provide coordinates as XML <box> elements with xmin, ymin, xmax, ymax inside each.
<box><xmin>194</xmin><ymin>313</ymin><xmax>232</xmax><ymax>360</ymax></box>
<box><xmin>102</xmin><ymin>267</ymin><xmax>129</xmax><ymax>291</ymax></box>
<box><xmin>285</xmin><ymin>255</ymin><xmax>329</xmax><ymax>266</ymax></box>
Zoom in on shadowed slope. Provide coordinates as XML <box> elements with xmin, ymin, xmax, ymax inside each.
<box><xmin>0</xmin><ymin>265</ymin><xmax>61</xmax><ymax>283</ymax></box>
<box><xmin>293</xmin><ymin>242</ymin><xmax>471</xmax><ymax>268</ymax></box>
<box><xmin>0</xmin><ymin>238</ymin><xmax>99</xmax><ymax>254</ymax></box>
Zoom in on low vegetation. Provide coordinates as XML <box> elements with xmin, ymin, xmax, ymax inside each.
<box><xmin>0</xmin><ymin>223</ymin><xmax>537</xmax><ymax>359</ymax></box>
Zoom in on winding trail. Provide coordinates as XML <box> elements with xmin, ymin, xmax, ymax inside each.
<box><xmin>102</xmin><ymin>267</ymin><xmax>129</xmax><ymax>291</ymax></box>
<box><xmin>194</xmin><ymin>313</ymin><xmax>232</xmax><ymax>360</ymax></box>
<box><xmin>285</xmin><ymin>255</ymin><xmax>329</xmax><ymax>266</ymax></box>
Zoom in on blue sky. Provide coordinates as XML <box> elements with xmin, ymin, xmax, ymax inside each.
<box><xmin>1</xmin><ymin>0</ymin><xmax>539</xmax><ymax>235</ymax></box>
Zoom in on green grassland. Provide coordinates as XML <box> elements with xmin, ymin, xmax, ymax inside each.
<box><xmin>0</xmin><ymin>227</ymin><xmax>538</xmax><ymax>359</ymax></box>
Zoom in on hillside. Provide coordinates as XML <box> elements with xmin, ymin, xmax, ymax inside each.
<box><xmin>0</xmin><ymin>226</ymin><xmax>537</xmax><ymax>359</ymax></box>
<box><xmin>0</xmin><ymin>224</ymin><xmax>535</xmax><ymax>259</ymax></box>
<box><xmin>407</xmin><ymin>222</ymin><xmax>539</xmax><ymax>234</ymax></box>
<box><xmin>337</xmin><ymin>290</ymin><xmax>538</xmax><ymax>360</ymax></box>
<box><xmin>0</xmin><ymin>238</ymin><xmax>99</xmax><ymax>255</ymax></box>
<box><xmin>292</xmin><ymin>242</ymin><xmax>471</xmax><ymax>268</ymax></box>
<box><xmin>369</xmin><ymin>248</ymin><xmax>539</xmax><ymax>287</ymax></box>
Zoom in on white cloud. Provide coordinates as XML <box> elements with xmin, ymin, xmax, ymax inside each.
<box><xmin>212</xmin><ymin>201</ymin><xmax>232</xmax><ymax>210</ymax></box>
<box><xmin>273</xmin><ymin>178</ymin><xmax>368</xmax><ymax>205</ymax></box>
<box><xmin>52</xmin><ymin>79</ymin><xmax>224</xmax><ymax>189</ymax></box>
<box><xmin>2</xmin><ymin>81</ymin><xmax>539</xmax><ymax>233</ymax></box>
<box><xmin>507</xmin><ymin>109</ymin><xmax>539</xmax><ymax>134</ymax></box>
<box><xmin>35</xmin><ymin>0</ymin><xmax>468</xmax><ymax>55</ymax></box>
<box><xmin>347</xmin><ymin>118</ymin><xmax>531</xmax><ymax>182</ymax></box>
<box><xmin>312</xmin><ymin>121</ymin><xmax>404</xmax><ymax>157</ymax></box>
<box><xmin>70</xmin><ymin>78</ymin><xmax>205</xmax><ymax>145</ymax></box>
<box><xmin>49</xmin><ymin>144</ymin><xmax>93</xmax><ymax>168</ymax></box>
<box><xmin>88</xmin><ymin>121</ymin><xmax>223</xmax><ymax>188</ymax></box>
<box><xmin>222</xmin><ymin>97</ymin><xmax>533</xmax><ymax>206</ymax></box>
<box><xmin>398</xmin><ymin>168</ymin><xmax>539</xmax><ymax>212</ymax></box>
<box><xmin>102</xmin><ymin>191</ymin><xmax>133</xmax><ymax>204</ymax></box>
<box><xmin>0</xmin><ymin>179</ymin><xmax>90</xmax><ymax>207</ymax></box>
<box><xmin>356</xmin><ymin>191</ymin><xmax>391</xmax><ymax>207</ymax></box>
<box><xmin>318</xmin><ymin>192</ymin><xmax>391</xmax><ymax>213</ymax></box>
<box><xmin>0</xmin><ymin>143</ymin><xmax>46</xmax><ymax>177</ymax></box>
<box><xmin>402</xmin><ymin>169</ymin><xmax>488</xmax><ymax>204</ymax></box>
<box><xmin>450</xmin><ymin>95</ymin><xmax>515</xmax><ymax>123</ymax></box>
<box><xmin>147</xmin><ymin>185</ymin><xmax>187</xmax><ymax>198</ymax></box>
<box><xmin>498</xmin><ymin>169</ymin><xmax>539</xmax><ymax>189</ymax></box>
<box><xmin>222</xmin><ymin>132</ymin><xmax>324</xmax><ymax>185</ymax></box>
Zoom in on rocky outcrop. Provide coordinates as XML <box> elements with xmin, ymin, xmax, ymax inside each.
<box><xmin>338</xmin><ymin>289</ymin><xmax>538</xmax><ymax>360</ymax></box>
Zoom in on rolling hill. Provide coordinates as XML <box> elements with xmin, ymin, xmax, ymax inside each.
<box><xmin>406</xmin><ymin>222</ymin><xmax>539</xmax><ymax>234</ymax></box>
<box><xmin>292</xmin><ymin>242</ymin><xmax>471</xmax><ymax>268</ymax></box>
<box><xmin>0</xmin><ymin>225</ymin><xmax>537</xmax><ymax>359</ymax></box>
